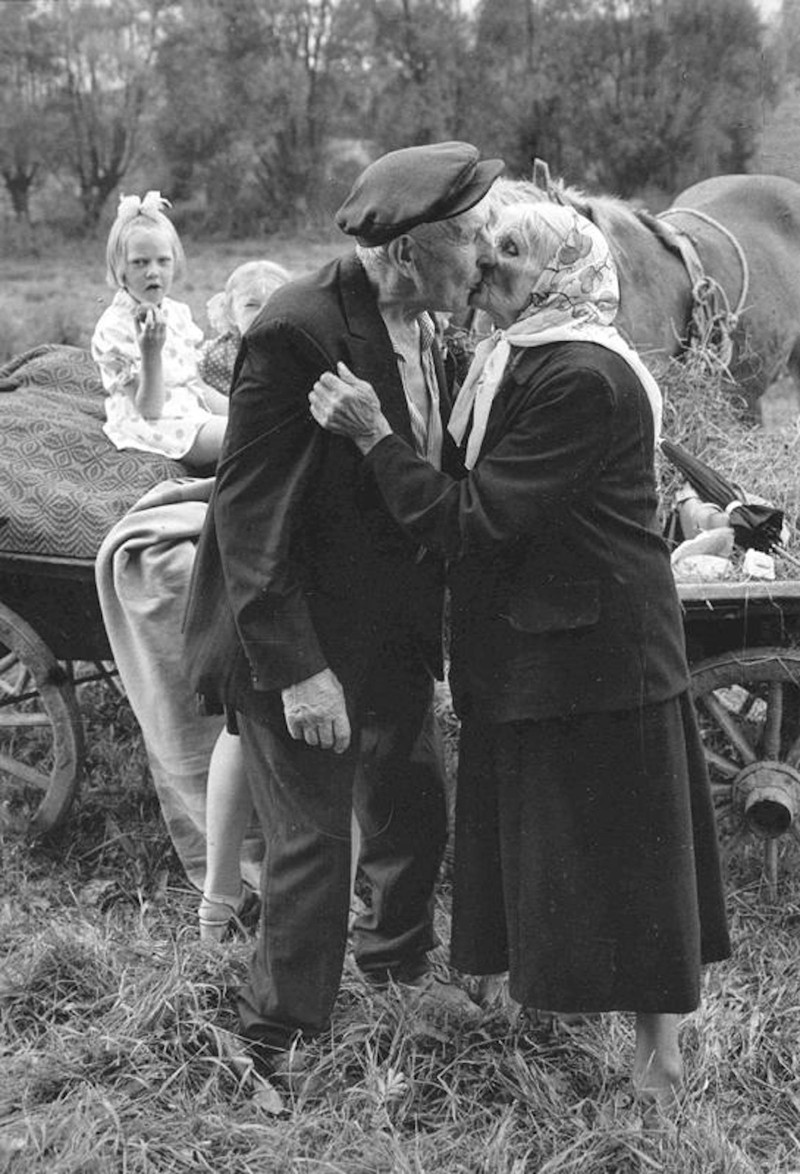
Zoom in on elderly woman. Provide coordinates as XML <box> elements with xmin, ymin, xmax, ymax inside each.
<box><xmin>309</xmin><ymin>200</ymin><xmax>731</xmax><ymax>1113</ymax></box>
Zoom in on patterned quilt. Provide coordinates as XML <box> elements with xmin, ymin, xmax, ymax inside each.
<box><xmin>0</xmin><ymin>345</ymin><xmax>186</xmax><ymax>561</ymax></box>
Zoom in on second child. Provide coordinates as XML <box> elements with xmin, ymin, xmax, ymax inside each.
<box><xmin>198</xmin><ymin>260</ymin><xmax>291</xmax><ymax>394</ymax></box>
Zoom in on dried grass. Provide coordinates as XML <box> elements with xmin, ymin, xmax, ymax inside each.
<box><xmin>0</xmin><ymin>236</ymin><xmax>343</xmax><ymax>361</ymax></box>
<box><xmin>656</xmin><ymin>354</ymin><xmax>800</xmax><ymax>574</ymax></box>
<box><xmin>2</xmin><ymin>684</ymin><xmax>800</xmax><ymax>1174</ymax></box>
<box><xmin>2</xmin><ymin>877</ymin><xmax>799</xmax><ymax>1172</ymax></box>
<box><xmin>2</xmin><ymin>281</ymin><xmax>800</xmax><ymax>1171</ymax></box>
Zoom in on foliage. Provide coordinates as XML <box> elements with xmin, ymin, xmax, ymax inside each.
<box><xmin>2</xmin><ymin>677</ymin><xmax>800</xmax><ymax>1171</ymax></box>
<box><xmin>1</xmin><ymin>0</ymin><xmax>796</xmax><ymax>234</ymax></box>
<box><xmin>346</xmin><ymin>0</ymin><xmax>474</xmax><ymax>150</ymax></box>
<box><xmin>0</xmin><ymin>0</ymin><xmax>64</xmax><ymax>221</ymax></box>
<box><xmin>0</xmin><ymin>235</ymin><xmax>344</xmax><ymax>362</ymax></box>
<box><xmin>3</xmin><ymin>233</ymin><xmax>800</xmax><ymax>1168</ymax></box>
<box><xmin>154</xmin><ymin>0</ymin><xmax>353</xmax><ymax>235</ymax></box>
<box><xmin>468</xmin><ymin>0</ymin><xmax>779</xmax><ymax>196</ymax></box>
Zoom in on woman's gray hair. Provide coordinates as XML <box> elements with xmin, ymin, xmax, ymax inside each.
<box><xmin>489</xmin><ymin>197</ymin><xmax>567</xmax><ymax>274</ymax></box>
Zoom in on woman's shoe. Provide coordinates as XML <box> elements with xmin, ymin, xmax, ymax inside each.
<box><xmin>198</xmin><ymin>886</ymin><xmax>261</xmax><ymax>943</ymax></box>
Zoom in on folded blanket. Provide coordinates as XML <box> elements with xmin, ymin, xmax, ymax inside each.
<box><xmin>95</xmin><ymin>475</ymin><xmax>264</xmax><ymax>891</ymax></box>
<box><xmin>0</xmin><ymin>345</ymin><xmax>184</xmax><ymax>560</ymax></box>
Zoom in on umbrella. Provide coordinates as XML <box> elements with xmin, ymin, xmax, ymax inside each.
<box><xmin>659</xmin><ymin>438</ymin><xmax>787</xmax><ymax>555</ymax></box>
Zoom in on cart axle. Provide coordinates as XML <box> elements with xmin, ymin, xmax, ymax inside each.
<box><xmin>734</xmin><ymin>761</ymin><xmax>800</xmax><ymax>839</ymax></box>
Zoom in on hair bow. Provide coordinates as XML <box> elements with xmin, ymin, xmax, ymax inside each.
<box><xmin>116</xmin><ymin>190</ymin><xmax>172</xmax><ymax>221</ymax></box>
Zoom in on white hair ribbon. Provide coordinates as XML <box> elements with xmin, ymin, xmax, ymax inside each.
<box><xmin>116</xmin><ymin>190</ymin><xmax>172</xmax><ymax>221</ymax></box>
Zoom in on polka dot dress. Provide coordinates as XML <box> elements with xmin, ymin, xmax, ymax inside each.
<box><xmin>91</xmin><ymin>289</ymin><xmax>215</xmax><ymax>459</ymax></box>
<box><xmin>197</xmin><ymin>332</ymin><xmax>240</xmax><ymax>395</ymax></box>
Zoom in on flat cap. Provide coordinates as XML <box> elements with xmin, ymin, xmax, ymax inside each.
<box><xmin>336</xmin><ymin>141</ymin><xmax>505</xmax><ymax>247</ymax></box>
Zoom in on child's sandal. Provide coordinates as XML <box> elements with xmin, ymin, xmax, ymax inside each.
<box><xmin>198</xmin><ymin>887</ymin><xmax>261</xmax><ymax>943</ymax></box>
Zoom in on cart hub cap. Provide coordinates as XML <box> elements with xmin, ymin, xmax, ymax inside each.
<box><xmin>733</xmin><ymin>761</ymin><xmax>800</xmax><ymax>838</ymax></box>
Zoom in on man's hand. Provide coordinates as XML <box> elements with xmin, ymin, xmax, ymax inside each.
<box><xmin>309</xmin><ymin>362</ymin><xmax>392</xmax><ymax>454</ymax></box>
<box><xmin>281</xmin><ymin>667</ymin><xmax>351</xmax><ymax>753</ymax></box>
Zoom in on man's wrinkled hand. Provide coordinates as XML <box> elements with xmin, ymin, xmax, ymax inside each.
<box><xmin>281</xmin><ymin>667</ymin><xmax>351</xmax><ymax>753</ymax></box>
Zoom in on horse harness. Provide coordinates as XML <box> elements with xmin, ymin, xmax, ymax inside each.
<box><xmin>652</xmin><ymin>207</ymin><xmax>750</xmax><ymax>373</ymax></box>
<box><xmin>530</xmin><ymin>158</ymin><xmax>750</xmax><ymax>374</ymax></box>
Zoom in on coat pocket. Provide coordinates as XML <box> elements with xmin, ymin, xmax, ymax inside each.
<box><xmin>502</xmin><ymin>579</ymin><xmax>601</xmax><ymax>634</ymax></box>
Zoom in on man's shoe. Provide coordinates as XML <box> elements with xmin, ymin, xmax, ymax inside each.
<box><xmin>399</xmin><ymin>973</ymin><xmax>483</xmax><ymax>1021</ymax></box>
<box><xmin>248</xmin><ymin>1038</ymin><xmax>324</xmax><ymax>1099</ymax></box>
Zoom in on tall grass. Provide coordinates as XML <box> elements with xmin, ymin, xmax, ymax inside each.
<box><xmin>2</xmin><ymin>667</ymin><xmax>800</xmax><ymax>1170</ymax></box>
<box><xmin>0</xmin><ymin>233</ymin><xmax>344</xmax><ymax>362</ymax></box>
<box><xmin>2</xmin><ymin>252</ymin><xmax>800</xmax><ymax>1171</ymax></box>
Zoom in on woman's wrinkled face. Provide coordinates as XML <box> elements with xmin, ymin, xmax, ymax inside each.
<box><xmin>472</xmin><ymin>210</ymin><xmax>541</xmax><ymax>329</ymax></box>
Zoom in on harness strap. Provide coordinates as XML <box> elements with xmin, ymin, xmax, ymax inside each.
<box><xmin>658</xmin><ymin>207</ymin><xmax>750</xmax><ymax>374</ymax></box>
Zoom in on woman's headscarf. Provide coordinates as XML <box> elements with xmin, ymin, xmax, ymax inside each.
<box><xmin>448</xmin><ymin>202</ymin><xmax>663</xmax><ymax>468</ymax></box>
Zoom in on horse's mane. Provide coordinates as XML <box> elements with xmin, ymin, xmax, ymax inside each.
<box><xmin>493</xmin><ymin>173</ymin><xmax>640</xmax><ymax>230</ymax></box>
<box><xmin>493</xmin><ymin>163</ymin><xmax>685</xmax><ymax>263</ymax></box>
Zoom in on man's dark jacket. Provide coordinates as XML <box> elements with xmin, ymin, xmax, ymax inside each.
<box><xmin>184</xmin><ymin>254</ymin><xmax>456</xmax><ymax>721</ymax></box>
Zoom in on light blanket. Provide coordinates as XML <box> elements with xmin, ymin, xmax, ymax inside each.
<box><xmin>95</xmin><ymin>475</ymin><xmax>264</xmax><ymax>890</ymax></box>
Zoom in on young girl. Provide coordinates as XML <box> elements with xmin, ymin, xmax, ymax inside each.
<box><xmin>91</xmin><ymin>191</ymin><xmax>229</xmax><ymax>471</ymax></box>
<box><xmin>198</xmin><ymin>260</ymin><xmax>291</xmax><ymax>394</ymax></box>
<box><xmin>196</xmin><ymin>262</ymin><xmax>296</xmax><ymax>943</ymax></box>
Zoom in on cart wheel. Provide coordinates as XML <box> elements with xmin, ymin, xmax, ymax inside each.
<box><xmin>691</xmin><ymin>647</ymin><xmax>800</xmax><ymax>899</ymax></box>
<box><xmin>0</xmin><ymin>601</ymin><xmax>84</xmax><ymax>834</ymax></box>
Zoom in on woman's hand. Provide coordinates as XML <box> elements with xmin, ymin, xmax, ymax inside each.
<box><xmin>309</xmin><ymin>362</ymin><xmax>392</xmax><ymax>454</ymax></box>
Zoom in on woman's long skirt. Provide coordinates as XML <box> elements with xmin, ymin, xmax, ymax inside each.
<box><xmin>450</xmin><ymin>690</ymin><xmax>731</xmax><ymax>1013</ymax></box>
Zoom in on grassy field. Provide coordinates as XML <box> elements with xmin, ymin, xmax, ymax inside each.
<box><xmin>0</xmin><ymin>232</ymin><xmax>344</xmax><ymax>362</ymax></box>
<box><xmin>2</xmin><ymin>242</ymin><xmax>800</xmax><ymax>1172</ymax></box>
<box><xmin>2</xmin><ymin>678</ymin><xmax>799</xmax><ymax>1173</ymax></box>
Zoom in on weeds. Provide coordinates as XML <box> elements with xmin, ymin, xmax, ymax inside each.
<box><xmin>2</xmin><ymin>258</ymin><xmax>800</xmax><ymax>1171</ymax></box>
<box><xmin>0</xmin><ymin>236</ymin><xmax>343</xmax><ymax>362</ymax></box>
<box><xmin>1</xmin><ymin>682</ymin><xmax>799</xmax><ymax>1172</ymax></box>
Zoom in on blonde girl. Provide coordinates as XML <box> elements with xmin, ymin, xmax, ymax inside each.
<box><xmin>198</xmin><ymin>260</ymin><xmax>291</xmax><ymax>394</ymax></box>
<box><xmin>91</xmin><ymin>191</ymin><xmax>229</xmax><ymax>471</ymax></box>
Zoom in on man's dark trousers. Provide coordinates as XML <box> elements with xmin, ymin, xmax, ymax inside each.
<box><xmin>236</xmin><ymin>646</ymin><xmax>448</xmax><ymax>1050</ymax></box>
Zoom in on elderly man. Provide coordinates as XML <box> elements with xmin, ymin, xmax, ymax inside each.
<box><xmin>183</xmin><ymin>141</ymin><xmax>503</xmax><ymax>1078</ymax></box>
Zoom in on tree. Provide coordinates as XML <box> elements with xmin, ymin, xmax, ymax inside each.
<box><xmin>344</xmin><ymin>0</ymin><xmax>471</xmax><ymax>150</ymax></box>
<box><xmin>43</xmin><ymin>0</ymin><xmax>169</xmax><ymax>227</ymax></box>
<box><xmin>0</xmin><ymin>0</ymin><xmax>62</xmax><ymax>221</ymax></box>
<box><xmin>464</xmin><ymin>0</ymin><xmax>779</xmax><ymax>196</ymax></box>
<box><xmin>153</xmin><ymin>0</ymin><xmax>361</xmax><ymax>233</ymax></box>
<box><xmin>466</xmin><ymin>0</ymin><xmax>572</xmax><ymax>180</ymax></box>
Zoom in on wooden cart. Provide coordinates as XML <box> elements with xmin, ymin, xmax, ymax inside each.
<box><xmin>0</xmin><ymin>344</ymin><xmax>183</xmax><ymax>835</ymax></box>
<box><xmin>0</xmin><ymin>551</ymin><xmax>117</xmax><ymax>833</ymax></box>
<box><xmin>681</xmin><ymin>578</ymin><xmax>800</xmax><ymax>897</ymax></box>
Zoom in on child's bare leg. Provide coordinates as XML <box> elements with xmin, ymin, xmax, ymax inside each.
<box><xmin>199</xmin><ymin>728</ymin><xmax>254</xmax><ymax>941</ymax></box>
<box><xmin>184</xmin><ymin>416</ymin><xmax>228</xmax><ymax>469</ymax></box>
<box><xmin>633</xmin><ymin>1012</ymin><xmax>683</xmax><ymax>1115</ymax></box>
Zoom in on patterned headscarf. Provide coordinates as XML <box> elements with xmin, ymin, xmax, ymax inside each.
<box><xmin>448</xmin><ymin>203</ymin><xmax>663</xmax><ymax>468</ymax></box>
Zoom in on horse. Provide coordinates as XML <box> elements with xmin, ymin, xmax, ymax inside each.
<box><xmin>493</xmin><ymin>163</ymin><xmax>800</xmax><ymax>421</ymax></box>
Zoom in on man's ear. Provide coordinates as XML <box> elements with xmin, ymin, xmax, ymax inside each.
<box><xmin>386</xmin><ymin>234</ymin><xmax>416</xmax><ymax>274</ymax></box>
